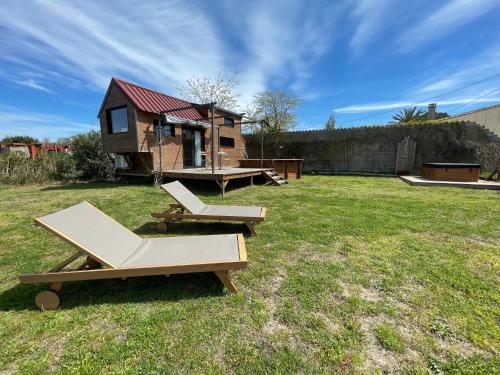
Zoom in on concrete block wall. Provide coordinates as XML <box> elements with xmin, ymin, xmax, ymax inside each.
<box><xmin>244</xmin><ymin>121</ymin><xmax>500</xmax><ymax>174</ymax></box>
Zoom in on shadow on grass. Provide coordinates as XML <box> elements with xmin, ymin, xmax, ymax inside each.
<box><xmin>134</xmin><ymin>221</ymin><xmax>252</xmax><ymax>237</ymax></box>
<box><xmin>0</xmin><ymin>273</ymin><xmax>226</xmax><ymax>311</ymax></box>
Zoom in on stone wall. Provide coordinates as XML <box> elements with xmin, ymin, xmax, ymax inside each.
<box><xmin>244</xmin><ymin>121</ymin><xmax>500</xmax><ymax>174</ymax></box>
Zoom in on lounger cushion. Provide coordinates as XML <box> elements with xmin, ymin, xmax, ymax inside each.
<box><xmin>161</xmin><ymin>181</ymin><xmax>206</xmax><ymax>214</ymax></box>
<box><xmin>200</xmin><ymin>205</ymin><xmax>262</xmax><ymax>218</ymax></box>
<box><xmin>36</xmin><ymin>202</ymin><xmax>143</xmax><ymax>268</ymax></box>
<box><xmin>119</xmin><ymin>234</ymin><xmax>240</xmax><ymax>267</ymax></box>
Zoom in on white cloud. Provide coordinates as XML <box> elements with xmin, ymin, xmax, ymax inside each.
<box><xmin>397</xmin><ymin>0</ymin><xmax>499</xmax><ymax>52</ymax></box>
<box><xmin>227</xmin><ymin>0</ymin><xmax>340</xmax><ymax>103</ymax></box>
<box><xmin>0</xmin><ymin>0</ymin><xmax>340</xmax><ymax>104</ymax></box>
<box><xmin>0</xmin><ymin>0</ymin><xmax>223</xmax><ymax>94</ymax></box>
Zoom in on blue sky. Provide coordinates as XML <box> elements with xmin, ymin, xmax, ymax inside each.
<box><xmin>1</xmin><ymin>0</ymin><xmax>499</xmax><ymax>140</ymax></box>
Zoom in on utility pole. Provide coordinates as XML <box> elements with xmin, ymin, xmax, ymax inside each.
<box><xmin>210</xmin><ymin>102</ymin><xmax>216</xmax><ymax>174</ymax></box>
<box><xmin>155</xmin><ymin>112</ymin><xmax>164</xmax><ymax>186</ymax></box>
<box><xmin>260</xmin><ymin>120</ymin><xmax>265</xmax><ymax>168</ymax></box>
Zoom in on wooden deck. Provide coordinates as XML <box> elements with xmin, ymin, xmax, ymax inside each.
<box><xmin>162</xmin><ymin>167</ymin><xmax>272</xmax><ymax>196</ymax></box>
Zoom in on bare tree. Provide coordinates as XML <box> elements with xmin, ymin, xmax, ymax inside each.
<box><xmin>254</xmin><ymin>90</ymin><xmax>302</xmax><ymax>133</ymax></box>
<box><xmin>240</xmin><ymin>102</ymin><xmax>263</xmax><ymax>134</ymax></box>
<box><xmin>177</xmin><ymin>70</ymin><xmax>240</xmax><ymax>110</ymax></box>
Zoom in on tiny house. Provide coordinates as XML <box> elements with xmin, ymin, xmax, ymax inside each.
<box><xmin>98</xmin><ymin>78</ymin><xmax>246</xmax><ymax>174</ymax></box>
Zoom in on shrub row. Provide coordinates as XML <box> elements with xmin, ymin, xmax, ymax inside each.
<box><xmin>0</xmin><ymin>130</ymin><xmax>114</xmax><ymax>185</ymax></box>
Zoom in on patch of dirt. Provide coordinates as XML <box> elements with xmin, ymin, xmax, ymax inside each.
<box><xmin>92</xmin><ymin>318</ymin><xmax>129</xmax><ymax>342</ymax></box>
<box><xmin>39</xmin><ymin>333</ymin><xmax>70</xmax><ymax>373</ymax></box>
<box><xmin>358</xmin><ymin>315</ymin><xmax>399</xmax><ymax>373</ymax></box>
<box><xmin>262</xmin><ymin>268</ymin><xmax>288</xmax><ymax>335</ymax></box>
<box><xmin>436</xmin><ymin>335</ymin><xmax>487</xmax><ymax>358</ymax></box>
<box><xmin>0</xmin><ymin>363</ymin><xmax>18</xmax><ymax>375</ymax></box>
<box><xmin>360</xmin><ymin>286</ymin><xmax>382</xmax><ymax>302</ymax></box>
<box><xmin>286</xmin><ymin>243</ymin><xmax>346</xmax><ymax>265</ymax></box>
<box><xmin>312</xmin><ymin>311</ymin><xmax>340</xmax><ymax>334</ymax></box>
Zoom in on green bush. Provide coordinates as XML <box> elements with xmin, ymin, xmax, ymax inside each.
<box><xmin>52</xmin><ymin>152</ymin><xmax>81</xmax><ymax>181</ymax></box>
<box><xmin>71</xmin><ymin>130</ymin><xmax>114</xmax><ymax>180</ymax></box>
<box><xmin>0</xmin><ymin>152</ymin><xmax>55</xmax><ymax>185</ymax></box>
<box><xmin>0</xmin><ymin>130</ymin><xmax>114</xmax><ymax>184</ymax></box>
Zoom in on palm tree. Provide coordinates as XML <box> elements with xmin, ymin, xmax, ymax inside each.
<box><xmin>392</xmin><ymin>107</ymin><xmax>425</xmax><ymax>123</ymax></box>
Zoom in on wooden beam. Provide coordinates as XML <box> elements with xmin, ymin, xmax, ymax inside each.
<box><xmin>49</xmin><ymin>251</ymin><xmax>83</xmax><ymax>272</ymax></box>
<box><xmin>20</xmin><ymin>260</ymin><xmax>247</xmax><ymax>284</ymax></box>
<box><xmin>214</xmin><ymin>271</ymin><xmax>238</xmax><ymax>293</ymax></box>
<box><xmin>151</xmin><ymin>212</ymin><xmax>264</xmax><ymax>222</ymax></box>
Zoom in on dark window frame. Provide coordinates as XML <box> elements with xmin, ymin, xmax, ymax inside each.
<box><xmin>106</xmin><ymin>105</ymin><xmax>129</xmax><ymax>134</ymax></box>
<box><xmin>223</xmin><ymin>117</ymin><xmax>235</xmax><ymax>127</ymax></box>
<box><xmin>220</xmin><ymin>136</ymin><xmax>235</xmax><ymax>148</ymax></box>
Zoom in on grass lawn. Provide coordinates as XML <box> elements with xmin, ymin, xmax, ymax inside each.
<box><xmin>0</xmin><ymin>176</ymin><xmax>498</xmax><ymax>374</ymax></box>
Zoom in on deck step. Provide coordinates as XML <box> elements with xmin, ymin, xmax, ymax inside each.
<box><xmin>262</xmin><ymin>169</ymin><xmax>288</xmax><ymax>185</ymax></box>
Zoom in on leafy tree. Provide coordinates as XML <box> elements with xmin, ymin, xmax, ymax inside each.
<box><xmin>391</xmin><ymin>107</ymin><xmax>425</xmax><ymax>123</ymax></box>
<box><xmin>56</xmin><ymin>137</ymin><xmax>73</xmax><ymax>145</ymax></box>
<box><xmin>52</xmin><ymin>152</ymin><xmax>81</xmax><ymax>180</ymax></box>
<box><xmin>177</xmin><ymin>70</ymin><xmax>240</xmax><ymax>110</ymax></box>
<box><xmin>325</xmin><ymin>114</ymin><xmax>336</xmax><ymax>130</ymax></box>
<box><xmin>253</xmin><ymin>90</ymin><xmax>302</xmax><ymax>133</ymax></box>
<box><xmin>420</xmin><ymin>111</ymin><xmax>449</xmax><ymax>120</ymax></box>
<box><xmin>1</xmin><ymin>135</ymin><xmax>39</xmax><ymax>144</ymax></box>
<box><xmin>71</xmin><ymin>130</ymin><xmax>114</xmax><ymax>180</ymax></box>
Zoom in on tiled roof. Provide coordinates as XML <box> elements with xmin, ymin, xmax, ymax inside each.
<box><xmin>105</xmin><ymin>77</ymin><xmax>208</xmax><ymax>123</ymax></box>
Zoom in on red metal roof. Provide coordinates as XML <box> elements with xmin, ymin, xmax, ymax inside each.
<box><xmin>110</xmin><ymin>77</ymin><xmax>208</xmax><ymax>123</ymax></box>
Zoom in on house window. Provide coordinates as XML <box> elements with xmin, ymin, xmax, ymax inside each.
<box><xmin>107</xmin><ymin>106</ymin><xmax>128</xmax><ymax>134</ymax></box>
<box><xmin>223</xmin><ymin>117</ymin><xmax>235</xmax><ymax>127</ymax></box>
<box><xmin>153</xmin><ymin>119</ymin><xmax>175</xmax><ymax>137</ymax></box>
<box><xmin>114</xmin><ymin>154</ymin><xmax>131</xmax><ymax>169</ymax></box>
<box><xmin>220</xmin><ymin>136</ymin><xmax>234</xmax><ymax>148</ymax></box>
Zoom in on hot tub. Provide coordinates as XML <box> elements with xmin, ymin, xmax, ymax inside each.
<box><xmin>239</xmin><ymin>159</ymin><xmax>303</xmax><ymax>180</ymax></box>
<box><xmin>421</xmin><ymin>163</ymin><xmax>480</xmax><ymax>182</ymax></box>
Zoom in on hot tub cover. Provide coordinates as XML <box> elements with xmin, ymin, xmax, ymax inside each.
<box><xmin>422</xmin><ymin>163</ymin><xmax>480</xmax><ymax>168</ymax></box>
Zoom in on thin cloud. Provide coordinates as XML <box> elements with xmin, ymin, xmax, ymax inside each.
<box><xmin>348</xmin><ymin>0</ymin><xmax>394</xmax><ymax>56</ymax></box>
<box><xmin>0</xmin><ymin>104</ymin><xmax>98</xmax><ymax>140</ymax></box>
<box><xmin>397</xmin><ymin>0</ymin><xmax>499</xmax><ymax>52</ymax></box>
<box><xmin>334</xmin><ymin>96</ymin><xmax>500</xmax><ymax>113</ymax></box>
<box><xmin>11</xmin><ymin>78</ymin><xmax>53</xmax><ymax>93</ymax></box>
<box><xmin>0</xmin><ymin>0</ymin><xmax>340</xmax><ymax>104</ymax></box>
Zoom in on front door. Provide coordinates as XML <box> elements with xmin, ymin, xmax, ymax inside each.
<box><xmin>182</xmin><ymin>128</ymin><xmax>204</xmax><ymax>168</ymax></box>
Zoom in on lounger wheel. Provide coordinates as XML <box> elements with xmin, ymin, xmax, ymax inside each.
<box><xmin>35</xmin><ymin>290</ymin><xmax>60</xmax><ymax>311</ymax></box>
<box><xmin>156</xmin><ymin>222</ymin><xmax>168</xmax><ymax>233</ymax></box>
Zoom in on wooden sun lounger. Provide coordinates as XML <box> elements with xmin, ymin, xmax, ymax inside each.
<box><xmin>19</xmin><ymin>202</ymin><xmax>247</xmax><ymax>311</ymax></box>
<box><xmin>151</xmin><ymin>181</ymin><xmax>267</xmax><ymax>236</ymax></box>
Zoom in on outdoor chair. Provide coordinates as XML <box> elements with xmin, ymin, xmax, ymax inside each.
<box><xmin>19</xmin><ymin>201</ymin><xmax>247</xmax><ymax>310</ymax></box>
<box><xmin>151</xmin><ymin>181</ymin><xmax>266</xmax><ymax>236</ymax></box>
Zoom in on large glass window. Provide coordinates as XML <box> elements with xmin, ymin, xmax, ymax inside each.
<box><xmin>107</xmin><ymin>106</ymin><xmax>128</xmax><ymax>134</ymax></box>
<box><xmin>114</xmin><ymin>154</ymin><xmax>131</xmax><ymax>169</ymax></box>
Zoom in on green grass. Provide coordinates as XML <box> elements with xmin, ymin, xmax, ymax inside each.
<box><xmin>0</xmin><ymin>176</ymin><xmax>498</xmax><ymax>374</ymax></box>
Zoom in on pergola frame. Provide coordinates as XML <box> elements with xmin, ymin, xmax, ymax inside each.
<box><xmin>153</xmin><ymin>105</ymin><xmax>267</xmax><ymax>186</ymax></box>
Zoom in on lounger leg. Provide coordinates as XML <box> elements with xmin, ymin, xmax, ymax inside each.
<box><xmin>50</xmin><ymin>282</ymin><xmax>64</xmax><ymax>292</ymax></box>
<box><xmin>245</xmin><ymin>222</ymin><xmax>257</xmax><ymax>236</ymax></box>
<box><xmin>214</xmin><ymin>271</ymin><xmax>238</xmax><ymax>293</ymax></box>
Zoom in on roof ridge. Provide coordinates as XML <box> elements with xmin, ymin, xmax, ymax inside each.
<box><xmin>447</xmin><ymin>102</ymin><xmax>500</xmax><ymax>118</ymax></box>
<box><xmin>112</xmin><ymin>77</ymin><xmax>196</xmax><ymax>106</ymax></box>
